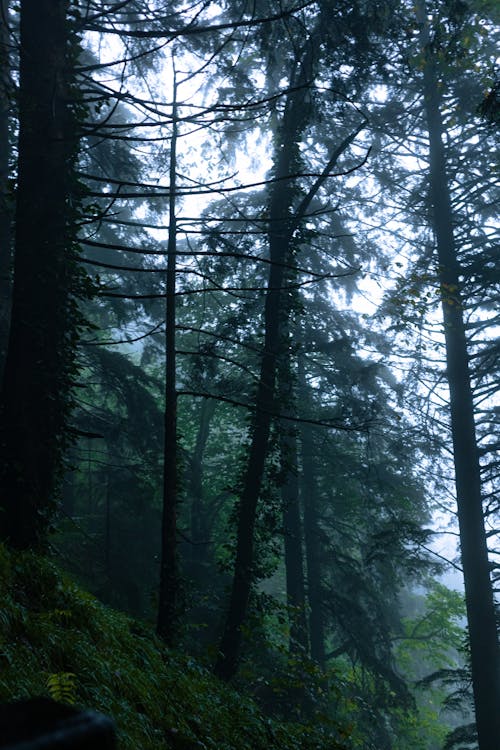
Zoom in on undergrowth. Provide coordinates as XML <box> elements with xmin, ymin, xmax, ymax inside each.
<box><xmin>0</xmin><ymin>544</ymin><xmax>347</xmax><ymax>749</ymax></box>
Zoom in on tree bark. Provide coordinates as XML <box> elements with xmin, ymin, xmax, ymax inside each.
<box><xmin>157</xmin><ymin>70</ymin><xmax>179</xmax><ymax>644</ymax></box>
<box><xmin>0</xmin><ymin>0</ymin><xmax>12</xmax><ymax>381</ymax></box>
<box><xmin>416</xmin><ymin>4</ymin><xmax>500</xmax><ymax>746</ymax></box>
<box><xmin>0</xmin><ymin>0</ymin><xmax>80</xmax><ymax>548</ymax></box>
<box><xmin>278</xmin><ymin>344</ymin><xmax>309</xmax><ymax>655</ymax></box>
<box><xmin>189</xmin><ymin>397</ymin><xmax>216</xmax><ymax>568</ymax></box>
<box><xmin>281</xmin><ymin>422</ymin><xmax>309</xmax><ymax>655</ymax></box>
<box><xmin>214</xmin><ymin>46</ymin><xmax>314</xmax><ymax>679</ymax></box>
<box><xmin>213</xmin><ymin>23</ymin><xmax>366</xmax><ymax>679</ymax></box>
<box><xmin>298</xmin><ymin>358</ymin><xmax>326</xmax><ymax>668</ymax></box>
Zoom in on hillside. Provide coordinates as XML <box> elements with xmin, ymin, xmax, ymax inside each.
<box><xmin>0</xmin><ymin>544</ymin><xmax>346</xmax><ymax>750</ymax></box>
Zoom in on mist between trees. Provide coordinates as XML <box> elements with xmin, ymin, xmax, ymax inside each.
<box><xmin>0</xmin><ymin>1</ymin><xmax>498</xmax><ymax>749</ymax></box>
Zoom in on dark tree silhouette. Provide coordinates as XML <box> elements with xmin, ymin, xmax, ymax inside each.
<box><xmin>0</xmin><ymin>0</ymin><xmax>89</xmax><ymax>548</ymax></box>
<box><xmin>0</xmin><ymin>0</ymin><xmax>12</xmax><ymax>378</ymax></box>
<box><xmin>416</xmin><ymin>2</ymin><xmax>500</xmax><ymax>746</ymax></box>
<box><xmin>214</xmin><ymin>8</ymin><xmax>367</xmax><ymax>677</ymax></box>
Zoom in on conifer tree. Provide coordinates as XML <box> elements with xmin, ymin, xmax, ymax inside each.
<box><xmin>414</xmin><ymin>2</ymin><xmax>500</xmax><ymax>745</ymax></box>
<box><xmin>0</xmin><ymin>0</ymin><xmax>91</xmax><ymax>548</ymax></box>
<box><xmin>0</xmin><ymin>0</ymin><xmax>12</xmax><ymax>379</ymax></box>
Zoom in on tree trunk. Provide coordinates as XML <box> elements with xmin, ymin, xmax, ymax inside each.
<box><xmin>281</xmin><ymin>423</ymin><xmax>309</xmax><ymax>655</ymax></box>
<box><xmin>417</xmin><ymin>4</ymin><xmax>500</xmax><ymax>746</ymax></box>
<box><xmin>0</xmin><ymin>0</ymin><xmax>80</xmax><ymax>549</ymax></box>
<box><xmin>299</xmin><ymin>358</ymin><xmax>326</xmax><ymax>668</ymax></box>
<box><xmin>0</xmin><ymin>0</ymin><xmax>12</xmax><ymax>379</ymax></box>
<box><xmin>157</xmin><ymin>72</ymin><xmax>179</xmax><ymax>644</ymax></box>
<box><xmin>278</xmin><ymin>345</ymin><xmax>309</xmax><ymax>655</ymax></box>
<box><xmin>61</xmin><ymin>468</ymin><xmax>76</xmax><ymax>518</ymax></box>
<box><xmin>214</xmin><ymin>48</ymin><xmax>313</xmax><ymax>679</ymax></box>
<box><xmin>213</xmin><ymin>171</ymin><xmax>294</xmax><ymax>680</ymax></box>
<box><xmin>213</xmin><ymin>22</ymin><xmax>365</xmax><ymax>678</ymax></box>
<box><xmin>189</xmin><ymin>397</ymin><xmax>216</xmax><ymax>568</ymax></box>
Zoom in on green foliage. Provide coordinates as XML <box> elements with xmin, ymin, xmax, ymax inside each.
<box><xmin>0</xmin><ymin>544</ymin><xmax>347</xmax><ymax>750</ymax></box>
<box><xmin>389</xmin><ymin>583</ymin><xmax>468</xmax><ymax>750</ymax></box>
<box><xmin>46</xmin><ymin>672</ymin><xmax>77</xmax><ymax>705</ymax></box>
<box><xmin>396</xmin><ymin>582</ymin><xmax>466</xmax><ymax>671</ymax></box>
<box><xmin>234</xmin><ymin>606</ymin><xmax>355</xmax><ymax>746</ymax></box>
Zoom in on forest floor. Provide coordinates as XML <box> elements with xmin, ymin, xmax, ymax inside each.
<box><xmin>0</xmin><ymin>544</ymin><xmax>347</xmax><ymax>750</ymax></box>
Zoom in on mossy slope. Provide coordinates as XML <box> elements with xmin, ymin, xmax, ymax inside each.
<box><xmin>0</xmin><ymin>545</ymin><xmax>346</xmax><ymax>749</ymax></box>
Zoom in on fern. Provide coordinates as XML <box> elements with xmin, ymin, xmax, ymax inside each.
<box><xmin>49</xmin><ymin>609</ymin><xmax>73</xmax><ymax>625</ymax></box>
<box><xmin>46</xmin><ymin>672</ymin><xmax>77</xmax><ymax>705</ymax></box>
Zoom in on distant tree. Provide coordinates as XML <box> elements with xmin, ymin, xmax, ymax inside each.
<box><xmin>54</xmin><ymin>346</ymin><xmax>163</xmax><ymax>618</ymax></box>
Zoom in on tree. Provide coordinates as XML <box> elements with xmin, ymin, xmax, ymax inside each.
<box><xmin>414</xmin><ymin>3</ymin><xmax>500</xmax><ymax>745</ymax></box>
<box><xmin>299</xmin><ymin>410</ymin><xmax>326</xmax><ymax>667</ymax></box>
<box><xmin>353</xmin><ymin>0</ymin><xmax>500</xmax><ymax>741</ymax></box>
<box><xmin>55</xmin><ymin>344</ymin><xmax>163</xmax><ymax>617</ymax></box>
<box><xmin>2</xmin><ymin>5</ymin><xmax>487</xmax><ymax>744</ymax></box>
<box><xmin>0</xmin><ymin>0</ymin><xmax>12</xmax><ymax>379</ymax></box>
<box><xmin>0</xmin><ymin>0</ymin><xmax>91</xmax><ymax>548</ymax></box>
<box><xmin>157</xmin><ymin>65</ymin><xmax>179</xmax><ymax>644</ymax></box>
<box><xmin>214</xmin><ymin>0</ymin><xmax>373</xmax><ymax>680</ymax></box>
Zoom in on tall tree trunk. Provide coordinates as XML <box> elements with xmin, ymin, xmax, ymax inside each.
<box><xmin>189</xmin><ymin>397</ymin><xmax>216</xmax><ymax>568</ymax></box>
<box><xmin>104</xmin><ymin>482</ymin><xmax>111</xmax><ymax>582</ymax></box>
<box><xmin>0</xmin><ymin>0</ymin><xmax>12</xmax><ymax>380</ymax></box>
<box><xmin>0</xmin><ymin>0</ymin><xmax>81</xmax><ymax>549</ymax></box>
<box><xmin>157</xmin><ymin>71</ymin><xmax>179</xmax><ymax>644</ymax></box>
<box><xmin>281</xmin><ymin>423</ymin><xmax>309</xmax><ymax>655</ymax></box>
<box><xmin>299</xmin><ymin>358</ymin><xmax>326</xmax><ymax>668</ymax></box>
<box><xmin>61</xmin><ymin>467</ymin><xmax>76</xmax><ymax>518</ymax></box>
<box><xmin>213</xmin><ymin>24</ymin><xmax>365</xmax><ymax>679</ymax></box>
<box><xmin>416</xmin><ymin>4</ymin><xmax>500</xmax><ymax>746</ymax></box>
<box><xmin>278</xmin><ymin>344</ymin><xmax>308</xmax><ymax>655</ymax></box>
<box><xmin>214</xmin><ymin>48</ymin><xmax>314</xmax><ymax>679</ymax></box>
<box><xmin>214</xmin><ymin>168</ymin><xmax>295</xmax><ymax>680</ymax></box>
